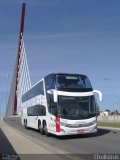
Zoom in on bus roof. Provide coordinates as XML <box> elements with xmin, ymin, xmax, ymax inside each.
<box><xmin>45</xmin><ymin>73</ymin><xmax>87</xmax><ymax>77</ymax></box>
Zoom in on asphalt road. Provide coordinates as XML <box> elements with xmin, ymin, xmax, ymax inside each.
<box><xmin>6</xmin><ymin>117</ymin><xmax>120</xmax><ymax>159</ymax></box>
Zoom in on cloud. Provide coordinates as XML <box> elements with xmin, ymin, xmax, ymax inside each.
<box><xmin>26</xmin><ymin>32</ymin><xmax>82</xmax><ymax>39</ymax></box>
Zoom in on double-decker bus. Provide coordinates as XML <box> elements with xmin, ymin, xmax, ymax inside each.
<box><xmin>21</xmin><ymin>73</ymin><xmax>102</xmax><ymax>136</ymax></box>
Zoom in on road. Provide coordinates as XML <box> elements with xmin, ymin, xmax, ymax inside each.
<box><xmin>6</xmin><ymin>117</ymin><xmax>120</xmax><ymax>159</ymax></box>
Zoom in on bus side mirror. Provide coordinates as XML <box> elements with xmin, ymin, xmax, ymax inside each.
<box><xmin>47</xmin><ymin>89</ymin><xmax>57</xmax><ymax>102</ymax></box>
<box><xmin>93</xmin><ymin>90</ymin><xmax>102</xmax><ymax>101</ymax></box>
<box><xmin>53</xmin><ymin>91</ymin><xmax>57</xmax><ymax>102</ymax></box>
<box><xmin>47</xmin><ymin>89</ymin><xmax>53</xmax><ymax>94</ymax></box>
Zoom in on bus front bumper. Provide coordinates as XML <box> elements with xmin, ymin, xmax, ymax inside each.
<box><xmin>55</xmin><ymin>124</ymin><xmax>97</xmax><ymax>136</ymax></box>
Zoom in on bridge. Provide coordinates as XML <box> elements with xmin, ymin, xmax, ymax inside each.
<box><xmin>0</xmin><ymin>3</ymin><xmax>120</xmax><ymax>160</ymax></box>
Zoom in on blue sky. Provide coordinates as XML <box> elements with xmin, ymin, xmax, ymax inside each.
<box><xmin>0</xmin><ymin>0</ymin><xmax>120</xmax><ymax>115</ymax></box>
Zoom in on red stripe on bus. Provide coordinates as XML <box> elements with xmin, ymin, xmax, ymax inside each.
<box><xmin>55</xmin><ymin>117</ymin><xmax>60</xmax><ymax>132</ymax></box>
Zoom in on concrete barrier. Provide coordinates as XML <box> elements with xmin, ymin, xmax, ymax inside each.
<box><xmin>98</xmin><ymin>115</ymin><xmax>120</xmax><ymax>123</ymax></box>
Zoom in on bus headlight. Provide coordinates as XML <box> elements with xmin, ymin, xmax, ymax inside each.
<box><xmin>60</xmin><ymin>121</ymin><xmax>67</xmax><ymax>127</ymax></box>
<box><xmin>55</xmin><ymin>120</ymin><xmax>67</xmax><ymax>126</ymax></box>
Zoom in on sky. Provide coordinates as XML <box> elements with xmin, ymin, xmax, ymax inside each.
<box><xmin>0</xmin><ymin>0</ymin><xmax>120</xmax><ymax>115</ymax></box>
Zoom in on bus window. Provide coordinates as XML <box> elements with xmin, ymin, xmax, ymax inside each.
<box><xmin>45</xmin><ymin>74</ymin><xmax>54</xmax><ymax>90</ymax></box>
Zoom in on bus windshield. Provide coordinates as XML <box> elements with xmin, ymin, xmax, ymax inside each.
<box><xmin>57</xmin><ymin>96</ymin><xmax>96</xmax><ymax>120</ymax></box>
<box><xmin>55</xmin><ymin>74</ymin><xmax>92</xmax><ymax>92</ymax></box>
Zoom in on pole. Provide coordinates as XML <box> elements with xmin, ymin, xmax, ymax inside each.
<box><xmin>13</xmin><ymin>3</ymin><xmax>26</xmax><ymax>115</ymax></box>
<box><xmin>0</xmin><ymin>98</ymin><xmax>1</xmax><ymax>118</ymax></box>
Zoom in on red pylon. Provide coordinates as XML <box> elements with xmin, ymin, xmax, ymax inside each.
<box><xmin>13</xmin><ymin>3</ymin><xmax>26</xmax><ymax>115</ymax></box>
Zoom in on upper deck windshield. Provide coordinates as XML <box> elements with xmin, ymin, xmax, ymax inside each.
<box><xmin>55</xmin><ymin>74</ymin><xmax>92</xmax><ymax>92</ymax></box>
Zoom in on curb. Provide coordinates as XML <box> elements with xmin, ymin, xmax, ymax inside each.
<box><xmin>98</xmin><ymin>126</ymin><xmax>120</xmax><ymax>131</ymax></box>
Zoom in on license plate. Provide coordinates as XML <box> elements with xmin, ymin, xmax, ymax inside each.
<box><xmin>77</xmin><ymin>129</ymin><xmax>84</xmax><ymax>134</ymax></box>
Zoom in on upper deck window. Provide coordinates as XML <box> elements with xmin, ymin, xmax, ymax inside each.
<box><xmin>55</xmin><ymin>74</ymin><xmax>92</xmax><ymax>92</ymax></box>
<box><xmin>22</xmin><ymin>81</ymin><xmax>44</xmax><ymax>103</ymax></box>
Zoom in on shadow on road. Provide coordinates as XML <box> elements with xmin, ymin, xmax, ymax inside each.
<box><xmin>0</xmin><ymin>128</ymin><xmax>19</xmax><ymax>159</ymax></box>
<box><xmin>53</xmin><ymin>128</ymin><xmax>111</xmax><ymax>140</ymax></box>
<box><xmin>92</xmin><ymin>128</ymin><xmax>111</xmax><ymax>137</ymax></box>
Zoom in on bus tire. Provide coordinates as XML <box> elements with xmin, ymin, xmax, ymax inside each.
<box><xmin>44</xmin><ymin>121</ymin><xmax>50</xmax><ymax>137</ymax></box>
<box><xmin>38</xmin><ymin>120</ymin><xmax>43</xmax><ymax>134</ymax></box>
<box><xmin>24</xmin><ymin>119</ymin><xmax>26</xmax><ymax>128</ymax></box>
<box><xmin>40</xmin><ymin>127</ymin><xmax>44</xmax><ymax>135</ymax></box>
<box><xmin>39</xmin><ymin>121</ymin><xmax>44</xmax><ymax>135</ymax></box>
<box><xmin>25</xmin><ymin>119</ymin><xmax>28</xmax><ymax>129</ymax></box>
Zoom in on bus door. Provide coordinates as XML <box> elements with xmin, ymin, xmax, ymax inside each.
<box><xmin>49</xmin><ymin>113</ymin><xmax>55</xmax><ymax>132</ymax></box>
<box><xmin>49</xmin><ymin>102</ymin><xmax>58</xmax><ymax>132</ymax></box>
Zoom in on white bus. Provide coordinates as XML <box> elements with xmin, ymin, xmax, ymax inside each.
<box><xmin>21</xmin><ymin>73</ymin><xmax>102</xmax><ymax>136</ymax></box>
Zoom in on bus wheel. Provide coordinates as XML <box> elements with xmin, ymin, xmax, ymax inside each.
<box><xmin>38</xmin><ymin>121</ymin><xmax>41</xmax><ymax>132</ymax></box>
<box><xmin>44</xmin><ymin>122</ymin><xmax>50</xmax><ymax>137</ymax></box>
<box><xmin>40</xmin><ymin>127</ymin><xmax>44</xmax><ymax>135</ymax></box>
<box><xmin>24</xmin><ymin>119</ymin><xmax>26</xmax><ymax>128</ymax></box>
<box><xmin>25</xmin><ymin>119</ymin><xmax>28</xmax><ymax>129</ymax></box>
<box><xmin>38</xmin><ymin>121</ymin><xmax>44</xmax><ymax>135</ymax></box>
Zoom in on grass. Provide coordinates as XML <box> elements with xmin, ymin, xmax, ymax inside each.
<box><xmin>98</xmin><ymin>122</ymin><xmax>120</xmax><ymax>128</ymax></box>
